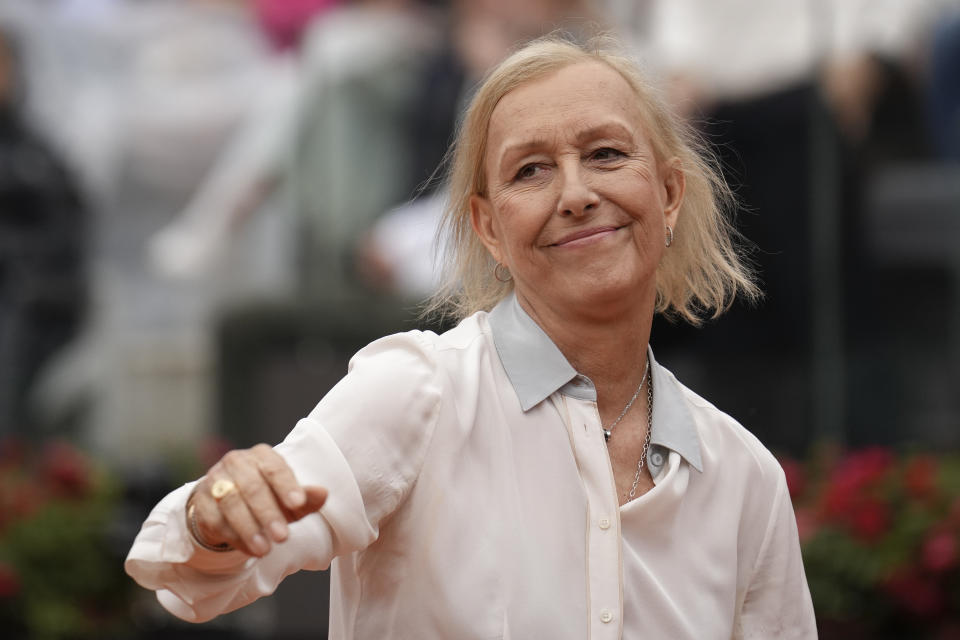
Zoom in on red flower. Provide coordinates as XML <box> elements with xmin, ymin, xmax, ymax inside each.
<box><xmin>821</xmin><ymin>447</ymin><xmax>894</xmax><ymax>535</ymax></box>
<box><xmin>905</xmin><ymin>455</ymin><xmax>939</xmax><ymax>501</ymax></box>
<box><xmin>848</xmin><ymin>497</ymin><xmax>891</xmax><ymax>543</ymax></box>
<box><xmin>39</xmin><ymin>440</ymin><xmax>92</xmax><ymax>499</ymax></box>
<box><xmin>841</xmin><ymin>447</ymin><xmax>894</xmax><ymax>488</ymax></box>
<box><xmin>0</xmin><ymin>562</ymin><xmax>20</xmax><ymax>599</ymax></box>
<box><xmin>923</xmin><ymin>531</ymin><xmax>959</xmax><ymax>573</ymax></box>
<box><xmin>883</xmin><ymin>568</ymin><xmax>945</xmax><ymax>618</ymax></box>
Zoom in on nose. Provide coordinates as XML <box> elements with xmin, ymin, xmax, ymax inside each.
<box><xmin>556</xmin><ymin>159</ymin><xmax>599</xmax><ymax>217</ymax></box>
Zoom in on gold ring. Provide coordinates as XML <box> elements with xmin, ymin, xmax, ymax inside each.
<box><xmin>210</xmin><ymin>479</ymin><xmax>237</xmax><ymax>501</ymax></box>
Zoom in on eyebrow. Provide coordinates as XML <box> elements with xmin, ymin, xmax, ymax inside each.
<box><xmin>573</xmin><ymin>122</ymin><xmax>636</xmax><ymax>144</ymax></box>
<box><xmin>497</xmin><ymin>121</ymin><xmax>637</xmax><ymax>163</ymax></box>
<box><xmin>498</xmin><ymin>138</ymin><xmax>551</xmax><ymax>162</ymax></box>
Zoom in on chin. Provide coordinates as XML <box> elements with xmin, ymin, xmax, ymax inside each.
<box><xmin>567</xmin><ymin>277</ymin><xmax>649</xmax><ymax>315</ymax></box>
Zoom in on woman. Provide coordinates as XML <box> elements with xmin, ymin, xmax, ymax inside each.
<box><xmin>126</xmin><ymin>36</ymin><xmax>817</xmax><ymax>638</ymax></box>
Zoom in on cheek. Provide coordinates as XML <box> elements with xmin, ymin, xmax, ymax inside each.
<box><xmin>610</xmin><ymin>171</ymin><xmax>665</xmax><ymax>221</ymax></box>
<box><xmin>491</xmin><ymin>190</ymin><xmax>552</xmax><ymax>250</ymax></box>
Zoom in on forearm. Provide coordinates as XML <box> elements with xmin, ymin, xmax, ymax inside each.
<box><xmin>124</xmin><ymin>428</ymin><xmax>369</xmax><ymax>623</ymax></box>
<box><xmin>123</xmin><ymin>332</ymin><xmax>440</xmax><ymax>622</ymax></box>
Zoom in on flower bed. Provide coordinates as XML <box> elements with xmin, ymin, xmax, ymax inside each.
<box><xmin>784</xmin><ymin>446</ymin><xmax>960</xmax><ymax>639</ymax></box>
<box><xmin>0</xmin><ymin>438</ymin><xmax>134</xmax><ymax>639</ymax></box>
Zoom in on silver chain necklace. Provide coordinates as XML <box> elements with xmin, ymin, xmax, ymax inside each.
<box><xmin>601</xmin><ymin>360</ymin><xmax>654</xmax><ymax>501</ymax></box>
<box><xmin>628</xmin><ymin>373</ymin><xmax>654</xmax><ymax>499</ymax></box>
<box><xmin>602</xmin><ymin>360</ymin><xmax>649</xmax><ymax>442</ymax></box>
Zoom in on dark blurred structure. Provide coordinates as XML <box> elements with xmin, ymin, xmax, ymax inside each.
<box><xmin>928</xmin><ymin>9</ymin><xmax>960</xmax><ymax>162</ymax></box>
<box><xmin>0</xmin><ymin>27</ymin><xmax>88</xmax><ymax>436</ymax></box>
<box><xmin>630</xmin><ymin>0</ymin><xmax>960</xmax><ymax>458</ymax></box>
<box><xmin>840</xmin><ymin>7</ymin><xmax>960</xmax><ymax>453</ymax></box>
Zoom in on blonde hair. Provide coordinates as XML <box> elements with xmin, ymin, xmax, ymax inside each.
<box><xmin>426</xmin><ymin>34</ymin><xmax>758</xmax><ymax>325</ymax></box>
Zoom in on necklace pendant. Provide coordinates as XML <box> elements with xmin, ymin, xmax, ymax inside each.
<box><xmin>603</xmin><ymin>429</ymin><xmax>611</xmax><ymax>442</ymax></box>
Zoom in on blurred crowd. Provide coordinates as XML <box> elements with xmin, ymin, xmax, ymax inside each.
<box><xmin>1</xmin><ymin>0</ymin><xmax>959</xmax><ymax>468</ymax></box>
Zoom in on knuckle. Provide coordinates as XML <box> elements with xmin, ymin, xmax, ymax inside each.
<box><xmin>205</xmin><ymin>462</ymin><xmax>225</xmax><ymax>482</ymax></box>
<box><xmin>260</xmin><ymin>462</ymin><xmax>286</xmax><ymax>482</ymax></box>
<box><xmin>221</xmin><ymin>449</ymin><xmax>244</xmax><ymax>466</ymax></box>
<box><xmin>258</xmin><ymin>457</ymin><xmax>292</xmax><ymax>485</ymax></box>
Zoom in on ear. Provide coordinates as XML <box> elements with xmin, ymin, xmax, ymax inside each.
<box><xmin>470</xmin><ymin>193</ymin><xmax>505</xmax><ymax>265</ymax></box>
<box><xmin>661</xmin><ymin>158</ymin><xmax>685</xmax><ymax>229</ymax></box>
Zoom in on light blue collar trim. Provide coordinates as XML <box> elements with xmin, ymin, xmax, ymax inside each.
<box><xmin>648</xmin><ymin>351</ymin><xmax>703</xmax><ymax>472</ymax></box>
<box><xmin>488</xmin><ymin>293</ymin><xmax>703</xmax><ymax>473</ymax></box>
<box><xmin>488</xmin><ymin>293</ymin><xmax>578</xmax><ymax>412</ymax></box>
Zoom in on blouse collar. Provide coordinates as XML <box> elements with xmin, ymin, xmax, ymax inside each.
<box><xmin>488</xmin><ymin>293</ymin><xmax>703</xmax><ymax>473</ymax></box>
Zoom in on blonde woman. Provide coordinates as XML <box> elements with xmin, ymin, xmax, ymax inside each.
<box><xmin>127</xmin><ymin>35</ymin><xmax>816</xmax><ymax>639</ymax></box>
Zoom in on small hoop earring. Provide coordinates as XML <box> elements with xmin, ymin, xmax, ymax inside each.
<box><xmin>665</xmin><ymin>225</ymin><xmax>674</xmax><ymax>248</ymax></box>
<box><xmin>494</xmin><ymin>263</ymin><xmax>512</xmax><ymax>283</ymax></box>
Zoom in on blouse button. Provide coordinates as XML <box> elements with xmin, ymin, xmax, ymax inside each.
<box><xmin>600</xmin><ymin>609</ymin><xmax>614</xmax><ymax>623</ymax></box>
<box><xmin>650</xmin><ymin>451</ymin><xmax>664</xmax><ymax>467</ymax></box>
<box><xmin>598</xmin><ymin>517</ymin><xmax>611</xmax><ymax>530</ymax></box>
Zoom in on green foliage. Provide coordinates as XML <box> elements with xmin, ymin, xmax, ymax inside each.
<box><xmin>0</xmin><ymin>439</ymin><xmax>135</xmax><ymax>639</ymax></box>
<box><xmin>785</xmin><ymin>447</ymin><xmax>960</xmax><ymax>638</ymax></box>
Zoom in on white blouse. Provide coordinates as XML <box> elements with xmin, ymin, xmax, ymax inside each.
<box><xmin>125</xmin><ymin>294</ymin><xmax>817</xmax><ymax>639</ymax></box>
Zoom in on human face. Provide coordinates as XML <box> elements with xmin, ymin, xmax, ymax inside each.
<box><xmin>470</xmin><ymin>61</ymin><xmax>684</xmax><ymax>321</ymax></box>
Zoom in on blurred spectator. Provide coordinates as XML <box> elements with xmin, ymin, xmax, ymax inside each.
<box><xmin>404</xmin><ymin>0</ymin><xmax>603</xmax><ymax>195</ymax></box>
<box><xmin>928</xmin><ymin>8</ymin><xmax>960</xmax><ymax>161</ymax></box>
<box><xmin>248</xmin><ymin>0</ymin><xmax>441</xmax><ymax>299</ymax></box>
<box><xmin>609</xmin><ymin>0</ymin><xmax>956</xmax><ymax>454</ymax></box>
<box><xmin>0</xmin><ymin>27</ymin><xmax>88</xmax><ymax>436</ymax></box>
<box><xmin>253</xmin><ymin>0</ymin><xmax>341</xmax><ymax>51</ymax></box>
<box><xmin>148</xmin><ymin>0</ymin><xmax>441</xmax><ymax>300</ymax></box>
<box><xmin>152</xmin><ymin>0</ymin><xmax>609</xmax><ymax>300</ymax></box>
<box><xmin>24</xmin><ymin>0</ymin><xmax>289</xmax><ymax>466</ymax></box>
<box><xmin>357</xmin><ymin>0</ymin><xmax>603</xmax><ymax>297</ymax></box>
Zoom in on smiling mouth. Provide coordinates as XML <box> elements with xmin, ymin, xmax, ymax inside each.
<box><xmin>550</xmin><ymin>225</ymin><xmax>625</xmax><ymax>247</ymax></box>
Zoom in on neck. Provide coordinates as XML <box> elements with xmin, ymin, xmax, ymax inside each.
<box><xmin>515</xmin><ymin>290</ymin><xmax>652</xmax><ymax>392</ymax></box>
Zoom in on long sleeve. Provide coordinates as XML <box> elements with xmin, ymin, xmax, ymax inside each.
<box><xmin>124</xmin><ymin>331</ymin><xmax>443</xmax><ymax>622</ymax></box>
<box><xmin>733</xmin><ymin>473</ymin><xmax>817</xmax><ymax>639</ymax></box>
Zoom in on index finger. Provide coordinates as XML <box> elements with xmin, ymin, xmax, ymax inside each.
<box><xmin>250</xmin><ymin>444</ymin><xmax>309</xmax><ymax>511</ymax></box>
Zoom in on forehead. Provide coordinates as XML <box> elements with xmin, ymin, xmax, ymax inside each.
<box><xmin>487</xmin><ymin>61</ymin><xmax>643</xmax><ymax>149</ymax></box>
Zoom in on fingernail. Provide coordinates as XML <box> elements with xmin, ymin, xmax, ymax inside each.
<box><xmin>270</xmin><ymin>520</ymin><xmax>288</xmax><ymax>541</ymax></box>
<box><xmin>288</xmin><ymin>490</ymin><xmax>305</xmax><ymax>508</ymax></box>
<box><xmin>252</xmin><ymin>534</ymin><xmax>269</xmax><ymax>555</ymax></box>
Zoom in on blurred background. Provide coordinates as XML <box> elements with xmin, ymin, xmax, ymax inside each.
<box><xmin>0</xmin><ymin>0</ymin><xmax>958</xmax><ymax>637</ymax></box>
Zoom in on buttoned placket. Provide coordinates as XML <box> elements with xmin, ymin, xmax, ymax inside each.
<box><xmin>555</xmin><ymin>392</ymin><xmax>624</xmax><ymax>639</ymax></box>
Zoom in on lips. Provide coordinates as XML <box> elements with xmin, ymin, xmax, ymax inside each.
<box><xmin>550</xmin><ymin>225</ymin><xmax>623</xmax><ymax>247</ymax></box>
